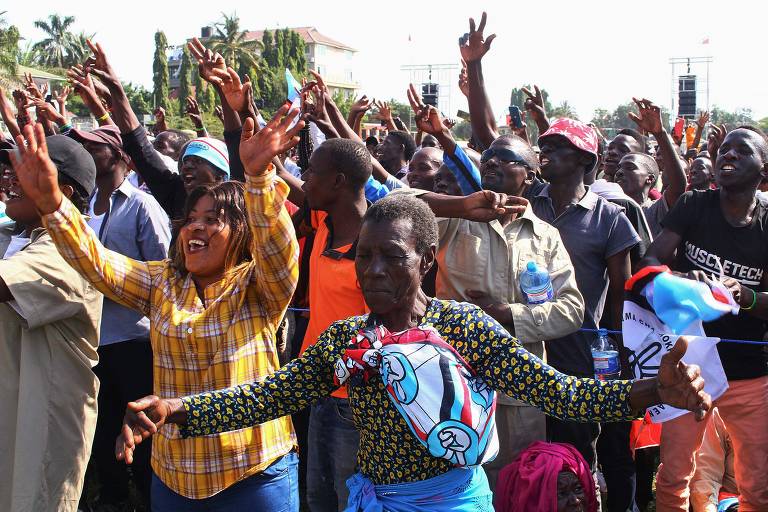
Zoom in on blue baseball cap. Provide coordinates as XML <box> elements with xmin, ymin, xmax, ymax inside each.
<box><xmin>183</xmin><ymin>138</ymin><xmax>230</xmax><ymax>180</ymax></box>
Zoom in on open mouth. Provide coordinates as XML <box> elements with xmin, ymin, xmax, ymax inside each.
<box><xmin>183</xmin><ymin>174</ymin><xmax>196</xmax><ymax>186</ymax></box>
<box><xmin>539</xmin><ymin>156</ymin><xmax>551</xmax><ymax>167</ymax></box>
<box><xmin>719</xmin><ymin>164</ymin><xmax>736</xmax><ymax>173</ymax></box>
<box><xmin>187</xmin><ymin>238</ymin><xmax>208</xmax><ymax>253</ymax></box>
<box><xmin>3</xmin><ymin>189</ymin><xmax>21</xmax><ymax>201</ymax></box>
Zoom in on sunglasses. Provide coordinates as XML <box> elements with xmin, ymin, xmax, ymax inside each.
<box><xmin>480</xmin><ymin>147</ymin><xmax>530</xmax><ymax>167</ymax></box>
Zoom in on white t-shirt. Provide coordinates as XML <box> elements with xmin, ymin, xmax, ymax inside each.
<box><xmin>88</xmin><ymin>194</ymin><xmax>112</xmax><ymax>238</ymax></box>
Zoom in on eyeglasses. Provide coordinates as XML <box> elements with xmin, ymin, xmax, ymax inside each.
<box><xmin>480</xmin><ymin>147</ymin><xmax>530</xmax><ymax>167</ymax></box>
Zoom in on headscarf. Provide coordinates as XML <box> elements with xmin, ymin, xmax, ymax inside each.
<box><xmin>495</xmin><ymin>440</ymin><xmax>597</xmax><ymax>512</ymax></box>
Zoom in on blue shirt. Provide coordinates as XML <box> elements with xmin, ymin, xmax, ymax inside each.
<box><xmin>527</xmin><ymin>183</ymin><xmax>640</xmax><ymax>374</ymax></box>
<box><xmin>88</xmin><ymin>179</ymin><xmax>171</xmax><ymax>345</ymax></box>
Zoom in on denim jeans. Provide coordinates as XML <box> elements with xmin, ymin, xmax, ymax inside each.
<box><xmin>151</xmin><ymin>451</ymin><xmax>299</xmax><ymax>511</ymax></box>
<box><xmin>307</xmin><ymin>397</ymin><xmax>361</xmax><ymax>512</ymax></box>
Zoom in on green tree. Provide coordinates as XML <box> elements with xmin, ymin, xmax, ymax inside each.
<box><xmin>31</xmin><ymin>14</ymin><xmax>77</xmax><ymax>68</ymax></box>
<box><xmin>759</xmin><ymin>117</ymin><xmax>768</xmax><ymax>132</ymax></box>
<box><xmin>550</xmin><ymin>100</ymin><xmax>578</xmax><ymax>120</ymax></box>
<box><xmin>710</xmin><ymin>105</ymin><xmax>755</xmax><ymax>126</ymax></box>
<box><xmin>177</xmin><ymin>45</ymin><xmax>192</xmax><ymax>116</ymax></box>
<box><xmin>123</xmin><ymin>82</ymin><xmax>153</xmax><ymax>117</ymax></box>
<box><xmin>15</xmin><ymin>41</ymin><xmax>38</xmax><ymax>67</ymax></box>
<box><xmin>453</xmin><ymin>120</ymin><xmax>472</xmax><ymax>140</ymax></box>
<box><xmin>152</xmin><ymin>31</ymin><xmax>169</xmax><ymax>109</ymax></box>
<box><xmin>274</xmin><ymin>29</ymin><xmax>285</xmax><ymax>70</ymax></box>
<box><xmin>67</xmin><ymin>32</ymin><xmax>94</xmax><ymax>66</ymax></box>
<box><xmin>209</xmin><ymin>13</ymin><xmax>261</xmax><ymax>76</ymax></box>
<box><xmin>288</xmin><ymin>30</ymin><xmax>306</xmax><ymax>74</ymax></box>
<box><xmin>0</xmin><ymin>12</ymin><xmax>20</xmax><ymax>75</ymax></box>
<box><xmin>194</xmin><ymin>71</ymin><xmax>216</xmax><ymax>113</ymax></box>
<box><xmin>261</xmin><ymin>29</ymin><xmax>275</xmax><ymax>67</ymax></box>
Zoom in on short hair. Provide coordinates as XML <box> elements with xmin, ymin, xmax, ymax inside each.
<box><xmin>170</xmin><ymin>181</ymin><xmax>253</xmax><ymax>277</ymax></box>
<box><xmin>316</xmin><ymin>138</ymin><xmax>372</xmax><ymax>190</ymax></box>
<box><xmin>364</xmin><ymin>136</ymin><xmax>379</xmax><ymax>146</ymax></box>
<box><xmin>735</xmin><ymin>125</ymin><xmax>768</xmax><ymax>160</ymax></box>
<box><xmin>492</xmin><ymin>134</ymin><xmax>539</xmax><ymax>170</ymax></box>
<box><xmin>160</xmin><ymin>129</ymin><xmax>191</xmax><ymax>153</ymax></box>
<box><xmin>617</xmin><ymin>128</ymin><xmax>648</xmax><ymax>154</ymax></box>
<box><xmin>625</xmin><ymin>152</ymin><xmax>659</xmax><ymax>176</ymax></box>
<box><xmin>420</xmin><ymin>134</ymin><xmax>439</xmax><ymax>148</ymax></box>
<box><xmin>59</xmin><ymin>174</ymin><xmax>89</xmax><ymax>214</ymax></box>
<box><xmin>387</xmin><ymin>130</ymin><xmax>417</xmax><ymax>161</ymax></box>
<box><xmin>363</xmin><ymin>193</ymin><xmax>437</xmax><ymax>255</ymax></box>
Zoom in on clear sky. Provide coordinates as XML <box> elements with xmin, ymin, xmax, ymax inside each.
<box><xmin>7</xmin><ymin>0</ymin><xmax>767</xmax><ymax>123</ymax></box>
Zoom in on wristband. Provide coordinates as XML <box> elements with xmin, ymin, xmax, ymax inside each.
<box><xmin>742</xmin><ymin>287</ymin><xmax>758</xmax><ymax>311</ymax></box>
<box><xmin>59</xmin><ymin>123</ymin><xmax>72</xmax><ymax>132</ymax></box>
<box><xmin>97</xmin><ymin>112</ymin><xmax>110</xmax><ymax>122</ymax></box>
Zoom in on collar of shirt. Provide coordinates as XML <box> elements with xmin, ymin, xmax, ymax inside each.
<box><xmin>535</xmin><ymin>184</ymin><xmax>599</xmax><ymax>211</ymax></box>
<box><xmin>320</xmin><ymin>201</ymin><xmax>372</xmax><ymax>260</ymax></box>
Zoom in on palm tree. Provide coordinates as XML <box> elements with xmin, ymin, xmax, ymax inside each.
<box><xmin>67</xmin><ymin>32</ymin><xmax>94</xmax><ymax>64</ymax></box>
<box><xmin>208</xmin><ymin>13</ymin><xmax>262</xmax><ymax>75</ymax></box>
<box><xmin>16</xmin><ymin>41</ymin><xmax>39</xmax><ymax>67</ymax></box>
<box><xmin>32</xmin><ymin>14</ymin><xmax>75</xmax><ymax>68</ymax></box>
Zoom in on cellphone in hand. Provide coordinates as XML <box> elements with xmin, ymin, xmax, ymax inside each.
<box><xmin>456</xmin><ymin>109</ymin><xmax>470</xmax><ymax>121</ymax></box>
<box><xmin>673</xmin><ymin>118</ymin><xmax>685</xmax><ymax>140</ymax></box>
<box><xmin>509</xmin><ymin>105</ymin><xmax>524</xmax><ymax>129</ymax></box>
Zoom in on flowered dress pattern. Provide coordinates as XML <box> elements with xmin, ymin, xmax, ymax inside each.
<box><xmin>182</xmin><ymin>299</ymin><xmax>634</xmax><ymax>485</ymax></box>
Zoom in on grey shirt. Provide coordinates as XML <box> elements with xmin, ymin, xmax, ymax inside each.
<box><xmin>526</xmin><ymin>183</ymin><xmax>640</xmax><ymax>374</ymax></box>
<box><xmin>88</xmin><ymin>179</ymin><xmax>171</xmax><ymax>345</ymax></box>
<box><xmin>642</xmin><ymin>197</ymin><xmax>670</xmax><ymax>239</ymax></box>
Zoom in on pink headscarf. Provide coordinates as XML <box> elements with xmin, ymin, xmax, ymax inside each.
<box><xmin>495</xmin><ymin>441</ymin><xmax>597</xmax><ymax>512</ymax></box>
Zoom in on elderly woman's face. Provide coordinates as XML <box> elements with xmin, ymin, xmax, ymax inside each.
<box><xmin>355</xmin><ymin>218</ymin><xmax>431</xmax><ymax>314</ymax></box>
<box><xmin>557</xmin><ymin>470</ymin><xmax>586</xmax><ymax>512</ymax></box>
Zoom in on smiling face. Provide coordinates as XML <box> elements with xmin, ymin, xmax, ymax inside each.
<box><xmin>433</xmin><ymin>164</ymin><xmax>462</xmax><ymax>196</ymax></box>
<box><xmin>689</xmin><ymin>156</ymin><xmax>713</xmax><ymax>190</ymax></box>
<box><xmin>355</xmin><ymin>217</ymin><xmax>433</xmax><ymax>316</ymax></box>
<box><xmin>181</xmin><ymin>156</ymin><xmax>222</xmax><ymax>193</ymax></box>
<box><xmin>480</xmin><ymin>138</ymin><xmax>532</xmax><ymax>196</ymax></box>
<box><xmin>0</xmin><ymin>163</ymin><xmax>38</xmax><ymax>226</ymax></box>
<box><xmin>376</xmin><ymin>134</ymin><xmax>404</xmax><ymax>170</ymax></box>
<box><xmin>615</xmin><ymin>154</ymin><xmax>655</xmax><ymax>198</ymax></box>
<box><xmin>557</xmin><ymin>471</ymin><xmax>587</xmax><ymax>512</ymax></box>
<box><xmin>538</xmin><ymin>135</ymin><xmax>593</xmax><ymax>183</ymax></box>
<box><xmin>714</xmin><ymin>128</ymin><xmax>768</xmax><ymax>192</ymax></box>
<box><xmin>407</xmin><ymin>147</ymin><xmax>442</xmax><ymax>191</ymax></box>
<box><xmin>179</xmin><ymin>193</ymin><xmax>232</xmax><ymax>281</ymax></box>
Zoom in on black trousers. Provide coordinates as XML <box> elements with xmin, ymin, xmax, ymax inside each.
<box><xmin>91</xmin><ymin>339</ymin><xmax>154</xmax><ymax>508</ymax></box>
<box><xmin>597</xmin><ymin>421</ymin><xmax>638</xmax><ymax>512</ymax></box>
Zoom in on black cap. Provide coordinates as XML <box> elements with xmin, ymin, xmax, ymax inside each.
<box><xmin>0</xmin><ymin>135</ymin><xmax>96</xmax><ymax>196</ymax></box>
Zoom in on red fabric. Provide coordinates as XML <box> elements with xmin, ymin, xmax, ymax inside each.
<box><xmin>649</xmin><ymin>188</ymin><xmax>662</xmax><ymax>200</ymax></box>
<box><xmin>630</xmin><ymin>413</ymin><xmax>662</xmax><ymax>453</ymax></box>
<box><xmin>495</xmin><ymin>441</ymin><xmax>597</xmax><ymax>512</ymax></box>
<box><xmin>539</xmin><ymin>118</ymin><xmax>599</xmax><ymax>159</ymax></box>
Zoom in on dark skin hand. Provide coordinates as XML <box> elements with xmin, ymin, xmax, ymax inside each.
<box><xmin>407</xmin><ymin>83</ymin><xmax>456</xmax><ymax>154</ymax></box>
<box><xmin>460</xmin><ymin>12</ymin><xmax>498</xmax><ymax>148</ymax></box>
<box><xmin>521</xmin><ymin>85</ymin><xmax>549</xmax><ymax>133</ymax></box>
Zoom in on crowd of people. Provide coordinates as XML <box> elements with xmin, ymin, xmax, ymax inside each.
<box><xmin>0</xmin><ymin>11</ymin><xmax>765</xmax><ymax>512</ymax></box>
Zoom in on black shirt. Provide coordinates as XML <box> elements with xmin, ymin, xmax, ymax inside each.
<box><xmin>662</xmin><ymin>189</ymin><xmax>768</xmax><ymax>380</ymax></box>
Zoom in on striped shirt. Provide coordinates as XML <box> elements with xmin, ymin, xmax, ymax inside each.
<box><xmin>43</xmin><ymin>170</ymin><xmax>299</xmax><ymax>498</ymax></box>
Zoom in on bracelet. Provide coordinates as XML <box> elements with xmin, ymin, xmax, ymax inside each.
<box><xmin>96</xmin><ymin>112</ymin><xmax>110</xmax><ymax>122</ymax></box>
<box><xmin>742</xmin><ymin>287</ymin><xmax>758</xmax><ymax>310</ymax></box>
<box><xmin>59</xmin><ymin>123</ymin><xmax>72</xmax><ymax>132</ymax></box>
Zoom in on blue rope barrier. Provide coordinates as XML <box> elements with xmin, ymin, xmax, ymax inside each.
<box><xmin>578</xmin><ymin>328</ymin><xmax>768</xmax><ymax>346</ymax></box>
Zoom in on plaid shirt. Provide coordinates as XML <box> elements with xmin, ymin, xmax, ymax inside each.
<box><xmin>44</xmin><ymin>171</ymin><xmax>299</xmax><ymax>498</ymax></box>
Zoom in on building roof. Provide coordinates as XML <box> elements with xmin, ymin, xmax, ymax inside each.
<box><xmin>16</xmin><ymin>65</ymin><xmax>66</xmax><ymax>81</ymax></box>
<box><xmin>243</xmin><ymin>27</ymin><xmax>356</xmax><ymax>52</ymax></box>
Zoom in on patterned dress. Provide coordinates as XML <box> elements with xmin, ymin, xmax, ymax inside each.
<box><xmin>182</xmin><ymin>299</ymin><xmax>635</xmax><ymax>485</ymax></box>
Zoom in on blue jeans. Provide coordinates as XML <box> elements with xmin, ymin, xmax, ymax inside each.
<box><xmin>307</xmin><ymin>397</ymin><xmax>361</xmax><ymax>512</ymax></box>
<box><xmin>151</xmin><ymin>451</ymin><xmax>298</xmax><ymax>512</ymax></box>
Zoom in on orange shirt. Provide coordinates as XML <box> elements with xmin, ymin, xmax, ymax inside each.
<box><xmin>301</xmin><ymin>211</ymin><xmax>368</xmax><ymax>398</ymax></box>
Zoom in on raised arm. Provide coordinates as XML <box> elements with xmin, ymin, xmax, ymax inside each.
<box><xmin>460</xmin><ymin>12</ymin><xmax>498</xmax><ymax>149</ymax></box>
<box><xmin>629</xmin><ymin>98</ymin><xmax>686</xmax><ymax>207</ymax></box>
<box><xmin>12</xmin><ymin>123</ymin><xmax>156</xmax><ymax>315</ymax></box>
<box><xmin>691</xmin><ymin>111</ymin><xmax>709</xmax><ymax>151</ymax></box>
<box><xmin>238</xmin><ymin>106</ymin><xmax>303</xmax><ymax>323</ymax></box>
<box><xmin>0</xmin><ymin>86</ymin><xmax>21</xmax><ymax>140</ymax></box>
<box><xmin>348</xmin><ymin>95</ymin><xmax>373</xmax><ymax>136</ymax></box>
<box><xmin>522</xmin><ymin>85</ymin><xmax>550</xmax><ymax>134</ymax></box>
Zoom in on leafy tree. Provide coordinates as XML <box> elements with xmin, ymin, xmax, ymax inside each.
<box><xmin>209</xmin><ymin>13</ymin><xmax>261</xmax><ymax>76</ymax></box>
<box><xmin>288</xmin><ymin>30</ymin><xmax>306</xmax><ymax>74</ymax></box>
<box><xmin>177</xmin><ymin>44</ymin><xmax>192</xmax><ymax>116</ymax></box>
<box><xmin>31</xmin><ymin>14</ymin><xmax>76</xmax><ymax>68</ymax></box>
<box><xmin>16</xmin><ymin>41</ymin><xmax>38</xmax><ymax>67</ymax></box>
<box><xmin>759</xmin><ymin>117</ymin><xmax>768</xmax><ymax>132</ymax></box>
<box><xmin>453</xmin><ymin>120</ymin><xmax>472</xmax><ymax>140</ymax></box>
<box><xmin>194</xmin><ymin>71</ymin><xmax>216</xmax><ymax>113</ymax></box>
<box><xmin>261</xmin><ymin>30</ymin><xmax>275</xmax><ymax>67</ymax></box>
<box><xmin>274</xmin><ymin>29</ymin><xmax>285</xmax><ymax>70</ymax></box>
<box><xmin>550</xmin><ymin>100</ymin><xmax>578</xmax><ymax>120</ymax></box>
<box><xmin>0</xmin><ymin>14</ymin><xmax>19</xmax><ymax>75</ymax></box>
<box><xmin>710</xmin><ymin>105</ymin><xmax>755</xmax><ymax>127</ymax></box>
<box><xmin>123</xmin><ymin>82</ymin><xmax>152</xmax><ymax>117</ymax></box>
<box><xmin>152</xmin><ymin>31</ymin><xmax>169</xmax><ymax>109</ymax></box>
<box><xmin>67</xmin><ymin>32</ymin><xmax>94</xmax><ymax>66</ymax></box>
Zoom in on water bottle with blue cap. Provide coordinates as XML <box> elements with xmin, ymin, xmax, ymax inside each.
<box><xmin>520</xmin><ymin>261</ymin><xmax>554</xmax><ymax>304</ymax></box>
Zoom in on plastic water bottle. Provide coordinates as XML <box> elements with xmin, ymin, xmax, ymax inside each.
<box><xmin>519</xmin><ymin>261</ymin><xmax>554</xmax><ymax>304</ymax></box>
<box><xmin>591</xmin><ymin>329</ymin><xmax>620</xmax><ymax>381</ymax></box>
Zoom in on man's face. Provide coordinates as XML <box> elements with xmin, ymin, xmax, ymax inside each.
<box><xmin>480</xmin><ymin>139</ymin><xmax>531</xmax><ymax>196</ymax></box>
<box><xmin>83</xmin><ymin>141</ymin><xmax>118</xmax><ymax>177</ymax></box>
<box><xmin>538</xmin><ymin>135</ymin><xmax>588</xmax><ymax>183</ymax></box>
<box><xmin>181</xmin><ymin>156</ymin><xmax>221</xmax><ymax>193</ymax></box>
<box><xmin>689</xmin><ymin>157</ymin><xmax>713</xmax><ymax>190</ymax></box>
<box><xmin>376</xmin><ymin>135</ymin><xmax>404</xmax><ymax>168</ymax></box>
<box><xmin>301</xmin><ymin>148</ymin><xmax>338</xmax><ymax>211</ymax></box>
<box><xmin>1</xmin><ymin>164</ymin><xmax>40</xmax><ymax>226</ymax></box>
<box><xmin>615</xmin><ymin>154</ymin><xmax>652</xmax><ymax>198</ymax></box>
<box><xmin>154</xmin><ymin>132</ymin><xmax>181</xmax><ymax>160</ymax></box>
<box><xmin>406</xmin><ymin>148</ymin><xmax>442</xmax><ymax>191</ymax></box>
<box><xmin>714</xmin><ymin>129</ymin><xmax>768</xmax><ymax>192</ymax></box>
<box><xmin>604</xmin><ymin>134</ymin><xmax>643</xmax><ymax>178</ymax></box>
<box><xmin>433</xmin><ymin>165</ymin><xmax>462</xmax><ymax>196</ymax></box>
<box><xmin>355</xmin><ymin>217</ymin><xmax>432</xmax><ymax>317</ymax></box>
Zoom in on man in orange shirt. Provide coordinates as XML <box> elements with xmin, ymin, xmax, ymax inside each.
<box><xmin>291</xmin><ymin>138</ymin><xmax>372</xmax><ymax>511</ymax></box>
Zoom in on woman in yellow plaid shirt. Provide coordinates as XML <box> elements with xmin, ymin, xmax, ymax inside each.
<box><xmin>10</xmin><ymin>106</ymin><xmax>304</xmax><ymax>511</ymax></box>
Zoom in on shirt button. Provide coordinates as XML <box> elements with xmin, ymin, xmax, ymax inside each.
<box><xmin>187</xmin><ymin>327</ymin><xmax>193</xmax><ymax>334</ymax></box>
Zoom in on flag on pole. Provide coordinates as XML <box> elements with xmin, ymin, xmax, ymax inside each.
<box><xmin>285</xmin><ymin>68</ymin><xmax>303</xmax><ymax>129</ymax></box>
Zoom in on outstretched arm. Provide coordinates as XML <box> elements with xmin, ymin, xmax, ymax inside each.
<box><xmin>460</xmin><ymin>12</ymin><xmax>498</xmax><ymax>149</ymax></box>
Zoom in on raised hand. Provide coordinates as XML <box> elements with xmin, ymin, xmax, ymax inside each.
<box><xmin>26</xmin><ymin>98</ymin><xmax>66</xmax><ymax>126</ymax></box>
<box><xmin>239</xmin><ymin>104</ymin><xmax>305</xmax><ymax>175</ymax></box>
<box><xmin>707</xmin><ymin>124</ymin><xmax>726</xmax><ymax>159</ymax></box>
<box><xmin>12</xmin><ymin>89</ymin><xmax>29</xmax><ymax>112</ymax></box>
<box><xmin>188</xmin><ymin>38</ymin><xmax>227</xmax><ymax>84</ymax></box>
<box><xmin>206</xmin><ymin>66</ymin><xmax>252</xmax><ymax>113</ymax></box>
<box><xmin>115</xmin><ymin>395</ymin><xmax>178</xmax><ymax>464</ymax></box>
<box><xmin>185</xmin><ymin>96</ymin><xmax>203</xmax><ymax>126</ymax></box>
<box><xmin>9</xmin><ymin>123</ymin><xmax>63</xmax><ymax>214</ymax></box>
<box><xmin>83</xmin><ymin>39</ymin><xmax>120</xmax><ymax>91</ymax></box>
<box><xmin>153</xmin><ymin>107</ymin><xmax>166</xmax><ymax>124</ymax></box>
<box><xmin>214</xmin><ymin>105</ymin><xmax>224</xmax><ymax>123</ymax></box>
<box><xmin>522</xmin><ymin>85</ymin><xmax>547</xmax><ymax>125</ymax></box>
<box><xmin>52</xmin><ymin>85</ymin><xmax>71</xmax><ymax>106</ymax></box>
<box><xmin>373</xmin><ymin>100</ymin><xmax>393</xmax><ymax>122</ymax></box>
<box><xmin>459</xmin><ymin>12</ymin><xmax>496</xmax><ymax>63</ymax></box>
<box><xmin>628</xmin><ymin>97</ymin><xmax>663</xmax><ymax>135</ymax></box>
<box><xmin>308</xmin><ymin>69</ymin><xmax>329</xmax><ymax>95</ymax></box>
<box><xmin>696</xmin><ymin>110</ymin><xmax>710</xmax><ymax>129</ymax></box>
<box><xmin>407</xmin><ymin>83</ymin><xmax>444</xmax><ymax>135</ymax></box>
<box><xmin>23</xmin><ymin>73</ymin><xmax>45</xmax><ymax>100</ymax></box>
<box><xmin>443</xmin><ymin>118</ymin><xmax>457</xmax><ymax>130</ymax></box>
<box><xmin>656</xmin><ymin>337</ymin><xmax>711</xmax><ymax>421</ymax></box>
<box><xmin>461</xmin><ymin>190</ymin><xmax>528</xmax><ymax>222</ymax></box>
<box><xmin>350</xmin><ymin>95</ymin><xmax>373</xmax><ymax>116</ymax></box>
<box><xmin>458</xmin><ymin>59</ymin><xmax>469</xmax><ymax>98</ymax></box>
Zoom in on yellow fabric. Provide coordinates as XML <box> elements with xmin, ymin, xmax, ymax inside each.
<box><xmin>44</xmin><ymin>171</ymin><xmax>299</xmax><ymax>499</ymax></box>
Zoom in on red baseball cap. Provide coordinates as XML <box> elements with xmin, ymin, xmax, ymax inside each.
<box><xmin>538</xmin><ymin>118</ymin><xmax>599</xmax><ymax>162</ymax></box>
